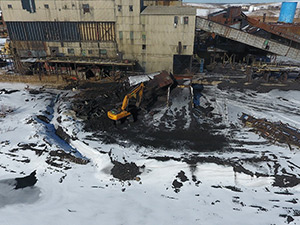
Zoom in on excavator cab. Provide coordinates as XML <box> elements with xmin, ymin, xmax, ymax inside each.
<box><xmin>107</xmin><ymin>82</ymin><xmax>144</xmax><ymax>122</ymax></box>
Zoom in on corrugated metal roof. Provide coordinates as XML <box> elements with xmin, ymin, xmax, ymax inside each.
<box><xmin>141</xmin><ymin>6</ymin><xmax>196</xmax><ymax>15</ymax></box>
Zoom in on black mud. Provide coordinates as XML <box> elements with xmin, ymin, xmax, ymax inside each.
<box><xmin>110</xmin><ymin>161</ymin><xmax>142</xmax><ymax>181</ymax></box>
<box><xmin>71</xmin><ymin>82</ymin><xmax>229</xmax><ymax>152</ymax></box>
<box><xmin>15</xmin><ymin>171</ymin><xmax>37</xmax><ymax>189</ymax></box>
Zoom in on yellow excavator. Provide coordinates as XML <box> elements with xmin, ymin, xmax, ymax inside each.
<box><xmin>1</xmin><ymin>39</ymin><xmax>10</xmax><ymax>55</ymax></box>
<box><xmin>107</xmin><ymin>82</ymin><xmax>145</xmax><ymax>121</ymax></box>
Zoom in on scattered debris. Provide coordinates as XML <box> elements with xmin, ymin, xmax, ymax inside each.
<box><xmin>0</xmin><ymin>105</ymin><xmax>14</xmax><ymax>118</ymax></box>
<box><xmin>273</xmin><ymin>175</ymin><xmax>300</xmax><ymax>188</ymax></box>
<box><xmin>0</xmin><ymin>89</ymin><xmax>19</xmax><ymax>94</ymax></box>
<box><xmin>15</xmin><ymin>171</ymin><xmax>37</xmax><ymax>189</ymax></box>
<box><xmin>240</xmin><ymin>113</ymin><xmax>300</xmax><ymax>149</ymax></box>
<box><xmin>36</xmin><ymin>115</ymin><xmax>50</xmax><ymax>124</ymax></box>
<box><xmin>110</xmin><ymin>161</ymin><xmax>142</xmax><ymax>181</ymax></box>
<box><xmin>48</xmin><ymin>150</ymin><xmax>89</xmax><ymax>166</ymax></box>
<box><xmin>172</xmin><ymin>180</ymin><xmax>183</xmax><ymax>193</ymax></box>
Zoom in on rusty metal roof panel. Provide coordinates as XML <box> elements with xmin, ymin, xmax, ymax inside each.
<box><xmin>141</xmin><ymin>6</ymin><xmax>196</xmax><ymax>15</ymax></box>
<box><xmin>153</xmin><ymin>71</ymin><xmax>174</xmax><ymax>88</ymax></box>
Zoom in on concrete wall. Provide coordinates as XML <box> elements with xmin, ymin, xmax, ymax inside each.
<box><xmin>141</xmin><ymin>14</ymin><xmax>195</xmax><ymax>72</ymax></box>
<box><xmin>115</xmin><ymin>0</ymin><xmax>142</xmax><ymax>60</ymax></box>
<box><xmin>115</xmin><ymin>1</ymin><xmax>195</xmax><ymax>73</ymax></box>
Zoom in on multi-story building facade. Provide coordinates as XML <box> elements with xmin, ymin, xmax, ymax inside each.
<box><xmin>0</xmin><ymin>0</ymin><xmax>196</xmax><ymax>73</ymax></box>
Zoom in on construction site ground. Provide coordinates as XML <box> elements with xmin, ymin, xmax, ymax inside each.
<box><xmin>1</xmin><ymin>68</ymin><xmax>300</xmax><ymax>224</ymax></box>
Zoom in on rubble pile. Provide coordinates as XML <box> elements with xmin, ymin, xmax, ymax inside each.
<box><xmin>71</xmin><ymin>72</ymin><xmax>175</xmax><ymax>131</ymax></box>
<box><xmin>71</xmin><ymin>82</ymin><xmax>128</xmax><ymax>131</ymax></box>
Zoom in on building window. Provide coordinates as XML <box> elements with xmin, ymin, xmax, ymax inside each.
<box><xmin>83</xmin><ymin>4</ymin><xmax>90</xmax><ymax>14</ymax></box>
<box><xmin>44</xmin><ymin>4</ymin><xmax>49</xmax><ymax>9</ymax></box>
<box><xmin>184</xmin><ymin>17</ymin><xmax>189</xmax><ymax>25</ymax></box>
<box><xmin>99</xmin><ymin>49</ymin><xmax>107</xmax><ymax>57</ymax></box>
<box><xmin>88</xmin><ymin>50</ymin><xmax>93</xmax><ymax>54</ymax></box>
<box><xmin>174</xmin><ymin>16</ymin><xmax>178</xmax><ymax>27</ymax></box>
<box><xmin>142</xmin><ymin>44</ymin><xmax>146</xmax><ymax>50</ymax></box>
<box><xmin>8</xmin><ymin>4</ymin><xmax>13</xmax><ymax>9</ymax></box>
<box><xmin>142</xmin><ymin>33</ymin><xmax>146</xmax><ymax>40</ymax></box>
<box><xmin>129</xmin><ymin>5</ymin><xmax>133</xmax><ymax>12</ymax></box>
<box><xmin>100</xmin><ymin>49</ymin><xmax>107</xmax><ymax>54</ymax></box>
<box><xmin>130</xmin><ymin>31</ymin><xmax>134</xmax><ymax>40</ymax></box>
<box><xmin>183</xmin><ymin>45</ymin><xmax>187</xmax><ymax>50</ymax></box>
<box><xmin>119</xmin><ymin>31</ymin><xmax>123</xmax><ymax>40</ymax></box>
<box><xmin>68</xmin><ymin>48</ymin><xmax>74</xmax><ymax>54</ymax></box>
<box><xmin>21</xmin><ymin>0</ymin><xmax>36</xmax><ymax>13</ymax></box>
<box><xmin>118</xmin><ymin>5</ymin><xmax>122</xmax><ymax>12</ymax></box>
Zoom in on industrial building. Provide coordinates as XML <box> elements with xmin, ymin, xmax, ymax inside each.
<box><xmin>0</xmin><ymin>0</ymin><xmax>196</xmax><ymax>75</ymax></box>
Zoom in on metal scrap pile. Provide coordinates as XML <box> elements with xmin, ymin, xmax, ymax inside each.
<box><xmin>240</xmin><ymin>113</ymin><xmax>300</xmax><ymax>149</ymax></box>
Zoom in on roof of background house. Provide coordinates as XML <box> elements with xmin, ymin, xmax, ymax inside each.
<box><xmin>141</xmin><ymin>6</ymin><xmax>196</xmax><ymax>15</ymax></box>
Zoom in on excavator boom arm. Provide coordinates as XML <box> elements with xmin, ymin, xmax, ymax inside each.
<box><xmin>107</xmin><ymin>82</ymin><xmax>145</xmax><ymax>121</ymax></box>
<box><xmin>121</xmin><ymin>83</ymin><xmax>144</xmax><ymax>111</ymax></box>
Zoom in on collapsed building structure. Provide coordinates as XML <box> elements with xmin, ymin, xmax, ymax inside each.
<box><xmin>196</xmin><ymin>3</ymin><xmax>300</xmax><ymax>67</ymax></box>
<box><xmin>0</xmin><ymin>0</ymin><xmax>300</xmax><ymax>77</ymax></box>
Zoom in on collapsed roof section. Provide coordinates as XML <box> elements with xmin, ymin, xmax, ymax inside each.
<box><xmin>196</xmin><ymin>6</ymin><xmax>300</xmax><ymax>60</ymax></box>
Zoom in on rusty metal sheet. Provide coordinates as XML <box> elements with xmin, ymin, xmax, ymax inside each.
<box><xmin>247</xmin><ymin>17</ymin><xmax>300</xmax><ymax>44</ymax></box>
<box><xmin>153</xmin><ymin>71</ymin><xmax>174</xmax><ymax>88</ymax></box>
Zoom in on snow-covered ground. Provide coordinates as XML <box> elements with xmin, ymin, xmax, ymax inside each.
<box><xmin>0</xmin><ymin>38</ymin><xmax>6</xmax><ymax>46</ymax></box>
<box><xmin>1</xmin><ymin>82</ymin><xmax>300</xmax><ymax>224</ymax></box>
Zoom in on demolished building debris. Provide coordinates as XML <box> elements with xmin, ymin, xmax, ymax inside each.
<box><xmin>240</xmin><ymin>113</ymin><xmax>300</xmax><ymax>150</ymax></box>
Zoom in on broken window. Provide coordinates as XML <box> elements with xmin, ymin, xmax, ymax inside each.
<box><xmin>68</xmin><ymin>48</ymin><xmax>74</xmax><ymax>54</ymax></box>
<box><xmin>100</xmin><ymin>49</ymin><xmax>107</xmax><ymax>54</ymax></box>
<box><xmin>178</xmin><ymin>41</ymin><xmax>182</xmax><ymax>54</ymax></box>
<box><xmin>50</xmin><ymin>47</ymin><xmax>59</xmax><ymax>56</ymax></box>
<box><xmin>83</xmin><ymin>4</ymin><xmax>90</xmax><ymax>14</ymax></box>
<box><xmin>129</xmin><ymin>5</ymin><xmax>133</xmax><ymax>12</ymax></box>
<box><xmin>130</xmin><ymin>31</ymin><xmax>134</xmax><ymax>40</ymax></box>
<box><xmin>142</xmin><ymin>44</ymin><xmax>146</xmax><ymax>50</ymax></box>
<box><xmin>174</xmin><ymin>16</ymin><xmax>178</xmax><ymax>27</ymax></box>
<box><xmin>21</xmin><ymin>0</ymin><xmax>36</xmax><ymax>13</ymax></box>
<box><xmin>119</xmin><ymin>31</ymin><xmax>123</xmax><ymax>40</ymax></box>
<box><xmin>99</xmin><ymin>49</ymin><xmax>107</xmax><ymax>58</ymax></box>
<box><xmin>118</xmin><ymin>5</ymin><xmax>122</xmax><ymax>12</ymax></box>
<box><xmin>184</xmin><ymin>17</ymin><xmax>189</xmax><ymax>25</ymax></box>
<box><xmin>44</xmin><ymin>4</ymin><xmax>49</xmax><ymax>9</ymax></box>
<box><xmin>8</xmin><ymin>4</ymin><xmax>12</xmax><ymax>9</ymax></box>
